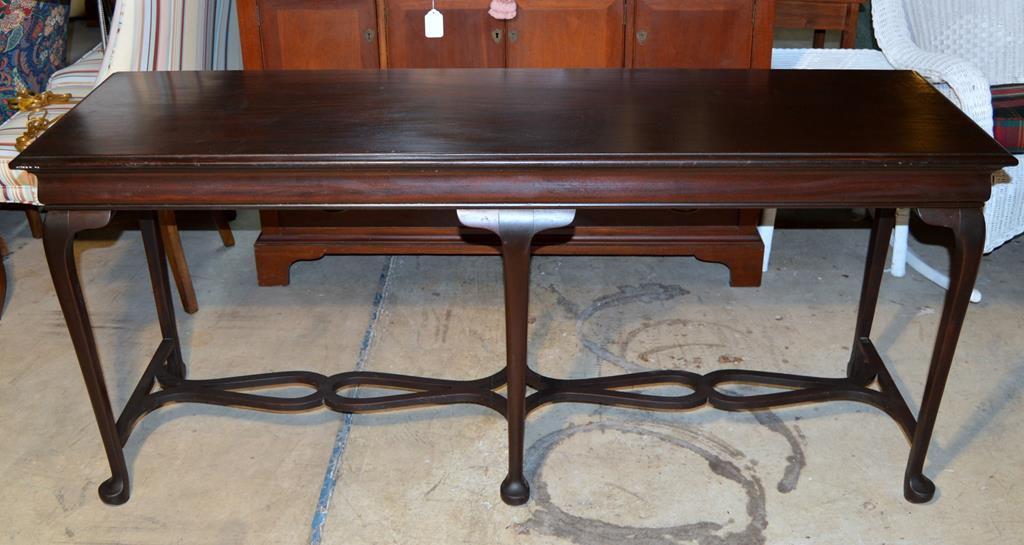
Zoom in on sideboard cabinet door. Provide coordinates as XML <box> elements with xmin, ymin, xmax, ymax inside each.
<box><xmin>385</xmin><ymin>0</ymin><xmax>504</xmax><ymax>68</ymax></box>
<box><xmin>631</xmin><ymin>0</ymin><xmax>764</xmax><ymax>68</ymax></box>
<box><xmin>238</xmin><ymin>0</ymin><xmax>380</xmax><ymax>69</ymax></box>
<box><xmin>506</xmin><ymin>0</ymin><xmax>626</xmax><ymax>68</ymax></box>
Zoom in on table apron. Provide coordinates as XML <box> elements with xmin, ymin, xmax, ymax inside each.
<box><xmin>35</xmin><ymin>168</ymin><xmax>993</xmax><ymax>209</ymax></box>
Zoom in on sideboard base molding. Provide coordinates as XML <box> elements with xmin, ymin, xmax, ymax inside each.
<box><xmin>255</xmin><ymin>209</ymin><xmax>765</xmax><ymax>287</ymax></box>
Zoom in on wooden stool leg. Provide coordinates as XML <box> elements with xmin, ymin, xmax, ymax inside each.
<box><xmin>840</xmin><ymin>3</ymin><xmax>860</xmax><ymax>49</ymax></box>
<box><xmin>813</xmin><ymin>29</ymin><xmax>827</xmax><ymax>48</ymax></box>
<box><xmin>25</xmin><ymin>209</ymin><xmax>43</xmax><ymax>239</ymax></box>
<box><xmin>158</xmin><ymin>210</ymin><xmax>199</xmax><ymax>314</ymax></box>
<box><xmin>214</xmin><ymin>211</ymin><xmax>235</xmax><ymax>247</ymax></box>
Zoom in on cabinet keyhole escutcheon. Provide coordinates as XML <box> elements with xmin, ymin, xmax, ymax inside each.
<box><xmin>492</xmin><ymin>29</ymin><xmax>503</xmax><ymax>43</ymax></box>
<box><xmin>364</xmin><ymin>28</ymin><xmax>375</xmax><ymax>43</ymax></box>
<box><xmin>636</xmin><ymin>30</ymin><xmax>648</xmax><ymax>45</ymax></box>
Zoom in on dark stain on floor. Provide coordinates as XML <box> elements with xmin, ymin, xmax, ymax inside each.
<box><xmin>521</xmin><ymin>283</ymin><xmax>813</xmax><ymax>542</ymax></box>
<box><xmin>518</xmin><ymin>420</ymin><xmax>769</xmax><ymax>545</ymax></box>
<box><xmin>751</xmin><ymin>411</ymin><xmax>806</xmax><ymax>494</ymax></box>
<box><xmin>555</xmin><ymin>283</ymin><xmax>692</xmax><ymax>374</ymax></box>
<box><xmin>562</xmin><ymin>283</ymin><xmax>808</xmax><ymax>490</ymax></box>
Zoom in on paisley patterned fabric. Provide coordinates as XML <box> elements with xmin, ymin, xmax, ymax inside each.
<box><xmin>0</xmin><ymin>0</ymin><xmax>70</xmax><ymax>122</ymax></box>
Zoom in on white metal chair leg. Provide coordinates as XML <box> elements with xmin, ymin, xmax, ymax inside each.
<box><xmin>758</xmin><ymin>208</ymin><xmax>777</xmax><ymax>272</ymax></box>
<box><xmin>891</xmin><ymin>208</ymin><xmax>910</xmax><ymax>277</ymax></box>
<box><xmin>891</xmin><ymin>208</ymin><xmax>982</xmax><ymax>303</ymax></box>
<box><xmin>905</xmin><ymin>248</ymin><xmax>983</xmax><ymax>303</ymax></box>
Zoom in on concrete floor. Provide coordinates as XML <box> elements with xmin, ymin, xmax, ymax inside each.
<box><xmin>1</xmin><ymin>210</ymin><xmax>1022</xmax><ymax>545</ymax></box>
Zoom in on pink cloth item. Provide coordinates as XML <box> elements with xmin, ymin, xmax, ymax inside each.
<box><xmin>488</xmin><ymin>0</ymin><xmax>516</xmax><ymax>20</ymax></box>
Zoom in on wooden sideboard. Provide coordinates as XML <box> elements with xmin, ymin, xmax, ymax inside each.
<box><xmin>237</xmin><ymin>0</ymin><xmax>775</xmax><ymax>287</ymax></box>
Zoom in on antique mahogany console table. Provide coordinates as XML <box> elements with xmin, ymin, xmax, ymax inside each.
<box><xmin>12</xmin><ymin>69</ymin><xmax>1015</xmax><ymax>506</ymax></box>
<box><xmin>239</xmin><ymin>0</ymin><xmax>778</xmax><ymax>289</ymax></box>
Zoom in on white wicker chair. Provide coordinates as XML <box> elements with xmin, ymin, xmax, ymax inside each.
<box><xmin>764</xmin><ymin>1</ymin><xmax>1024</xmax><ymax>302</ymax></box>
<box><xmin>873</xmin><ymin>0</ymin><xmax>1024</xmax><ymax>302</ymax></box>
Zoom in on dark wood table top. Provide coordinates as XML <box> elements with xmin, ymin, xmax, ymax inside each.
<box><xmin>12</xmin><ymin>69</ymin><xmax>1016</xmax><ymax>209</ymax></box>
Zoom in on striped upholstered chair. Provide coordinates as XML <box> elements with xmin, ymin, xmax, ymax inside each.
<box><xmin>0</xmin><ymin>0</ymin><xmax>242</xmax><ymax>317</ymax></box>
<box><xmin>0</xmin><ymin>0</ymin><xmax>73</xmax><ymax>316</ymax></box>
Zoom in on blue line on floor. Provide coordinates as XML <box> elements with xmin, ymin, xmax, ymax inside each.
<box><xmin>309</xmin><ymin>257</ymin><xmax>395</xmax><ymax>545</ymax></box>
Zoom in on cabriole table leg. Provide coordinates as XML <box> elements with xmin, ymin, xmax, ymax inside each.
<box><xmin>903</xmin><ymin>207</ymin><xmax>984</xmax><ymax>502</ymax></box>
<box><xmin>847</xmin><ymin>208</ymin><xmax>896</xmax><ymax>384</ymax></box>
<box><xmin>457</xmin><ymin>209</ymin><xmax>576</xmax><ymax>505</ymax></box>
<box><xmin>140</xmin><ymin>213</ymin><xmax>186</xmax><ymax>380</ymax></box>
<box><xmin>42</xmin><ymin>209</ymin><xmax>127</xmax><ymax>505</ymax></box>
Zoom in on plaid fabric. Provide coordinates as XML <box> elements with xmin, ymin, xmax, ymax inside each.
<box><xmin>993</xmin><ymin>83</ymin><xmax>1024</xmax><ymax>153</ymax></box>
<box><xmin>0</xmin><ymin>0</ymin><xmax>241</xmax><ymax>205</ymax></box>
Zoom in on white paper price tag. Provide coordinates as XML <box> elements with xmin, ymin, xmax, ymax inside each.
<box><xmin>425</xmin><ymin>8</ymin><xmax>444</xmax><ymax>38</ymax></box>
